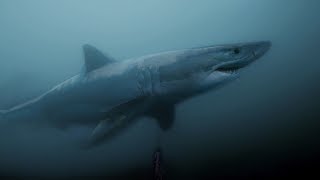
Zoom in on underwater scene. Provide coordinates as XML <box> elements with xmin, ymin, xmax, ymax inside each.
<box><xmin>0</xmin><ymin>0</ymin><xmax>319</xmax><ymax>179</ymax></box>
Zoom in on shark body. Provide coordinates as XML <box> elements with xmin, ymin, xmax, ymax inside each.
<box><xmin>0</xmin><ymin>41</ymin><xmax>271</xmax><ymax>147</ymax></box>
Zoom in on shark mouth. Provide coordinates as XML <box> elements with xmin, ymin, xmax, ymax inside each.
<box><xmin>214</xmin><ymin>57</ymin><xmax>252</xmax><ymax>75</ymax></box>
<box><xmin>215</xmin><ymin>65</ymin><xmax>241</xmax><ymax>74</ymax></box>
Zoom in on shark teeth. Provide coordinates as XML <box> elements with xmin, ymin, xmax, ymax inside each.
<box><xmin>215</xmin><ymin>65</ymin><xmax>239</xmax><ymax>74</ymax></box>
<box><xmin>219</xmin><ymin>69</ymin><xmax>237</xmax><ymax>74</ymax></box>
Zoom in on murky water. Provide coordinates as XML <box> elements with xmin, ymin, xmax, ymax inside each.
<box><xmin>0</xmin><ymin>0</ymin><xmax>319</xmax><ymax>178</ymax></box>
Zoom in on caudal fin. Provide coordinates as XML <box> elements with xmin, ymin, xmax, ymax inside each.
<box><xmin>0</xmin><ymin>110</ymin><xmax>8</xmax><ymax>119</ymax></box>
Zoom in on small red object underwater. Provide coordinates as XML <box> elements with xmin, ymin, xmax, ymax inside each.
<box><xmin>153</xmin><ymin>148</ymin><xmax>163</xmax><ymax>180</ymax></box>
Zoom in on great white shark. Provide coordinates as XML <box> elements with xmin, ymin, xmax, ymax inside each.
<box><xmin>0</xmin><ymin>41</ymin><xmax>271</xmax><ymax>148</ymax></box>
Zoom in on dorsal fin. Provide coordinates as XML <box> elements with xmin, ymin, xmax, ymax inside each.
<box><xmin>83</xmin><ymin>44</ymin><xmax>115</xmax><ymax>73</ymax></box>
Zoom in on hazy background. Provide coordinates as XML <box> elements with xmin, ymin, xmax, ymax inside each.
<box><xmin>0</xmin><ymin>0</ymin><xmax>319</xmax><ymax>178</ymax></box>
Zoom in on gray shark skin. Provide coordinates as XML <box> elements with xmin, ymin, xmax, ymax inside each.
<box><xmin>0</xmin><ymin>41</ymin><xmax>271</xmax><ymax>148</ymax></box>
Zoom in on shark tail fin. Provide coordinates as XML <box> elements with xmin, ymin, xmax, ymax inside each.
<box><xmin>0</xmin><ymin>110</ymin><xmax>8</xmax><ymax>120</ymax></box>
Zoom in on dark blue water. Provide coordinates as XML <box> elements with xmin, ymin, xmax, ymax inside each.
<box><xmin>0</xmin><ymin>0</ymin><xmax>319</xmax><ymax>178</ymax></box>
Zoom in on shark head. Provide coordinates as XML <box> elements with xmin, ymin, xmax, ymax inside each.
<box><xmin>155</xmin><ymin>41</ymin><xmax>271</xmax><ymax>101</ymax></box>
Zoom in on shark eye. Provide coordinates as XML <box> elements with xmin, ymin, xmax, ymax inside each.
<box><xmin>233</xmin><ymin>48</ymin><xmax>240</xmax><ymax>54</ymax></box>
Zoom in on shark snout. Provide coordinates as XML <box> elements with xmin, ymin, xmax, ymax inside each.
<box><xmin>252</xmin><ymin>41</ymin><xmax>271</xmax><ymax>58</ymax></box>
<box><xmin>214</xmin><ymin>41</ymin><xmax>271</xmax><ymax>73</ymax></box>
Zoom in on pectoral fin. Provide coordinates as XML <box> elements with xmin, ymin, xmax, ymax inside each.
<box><xmin>83</xmin><ymin>96</ymin><xmax>152</xmax><ymax>148</ymax></box>
<box><xmin>86</xmin><ymin>115</ymin><xmax>128</xmax><ymax>148</ymax></box>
